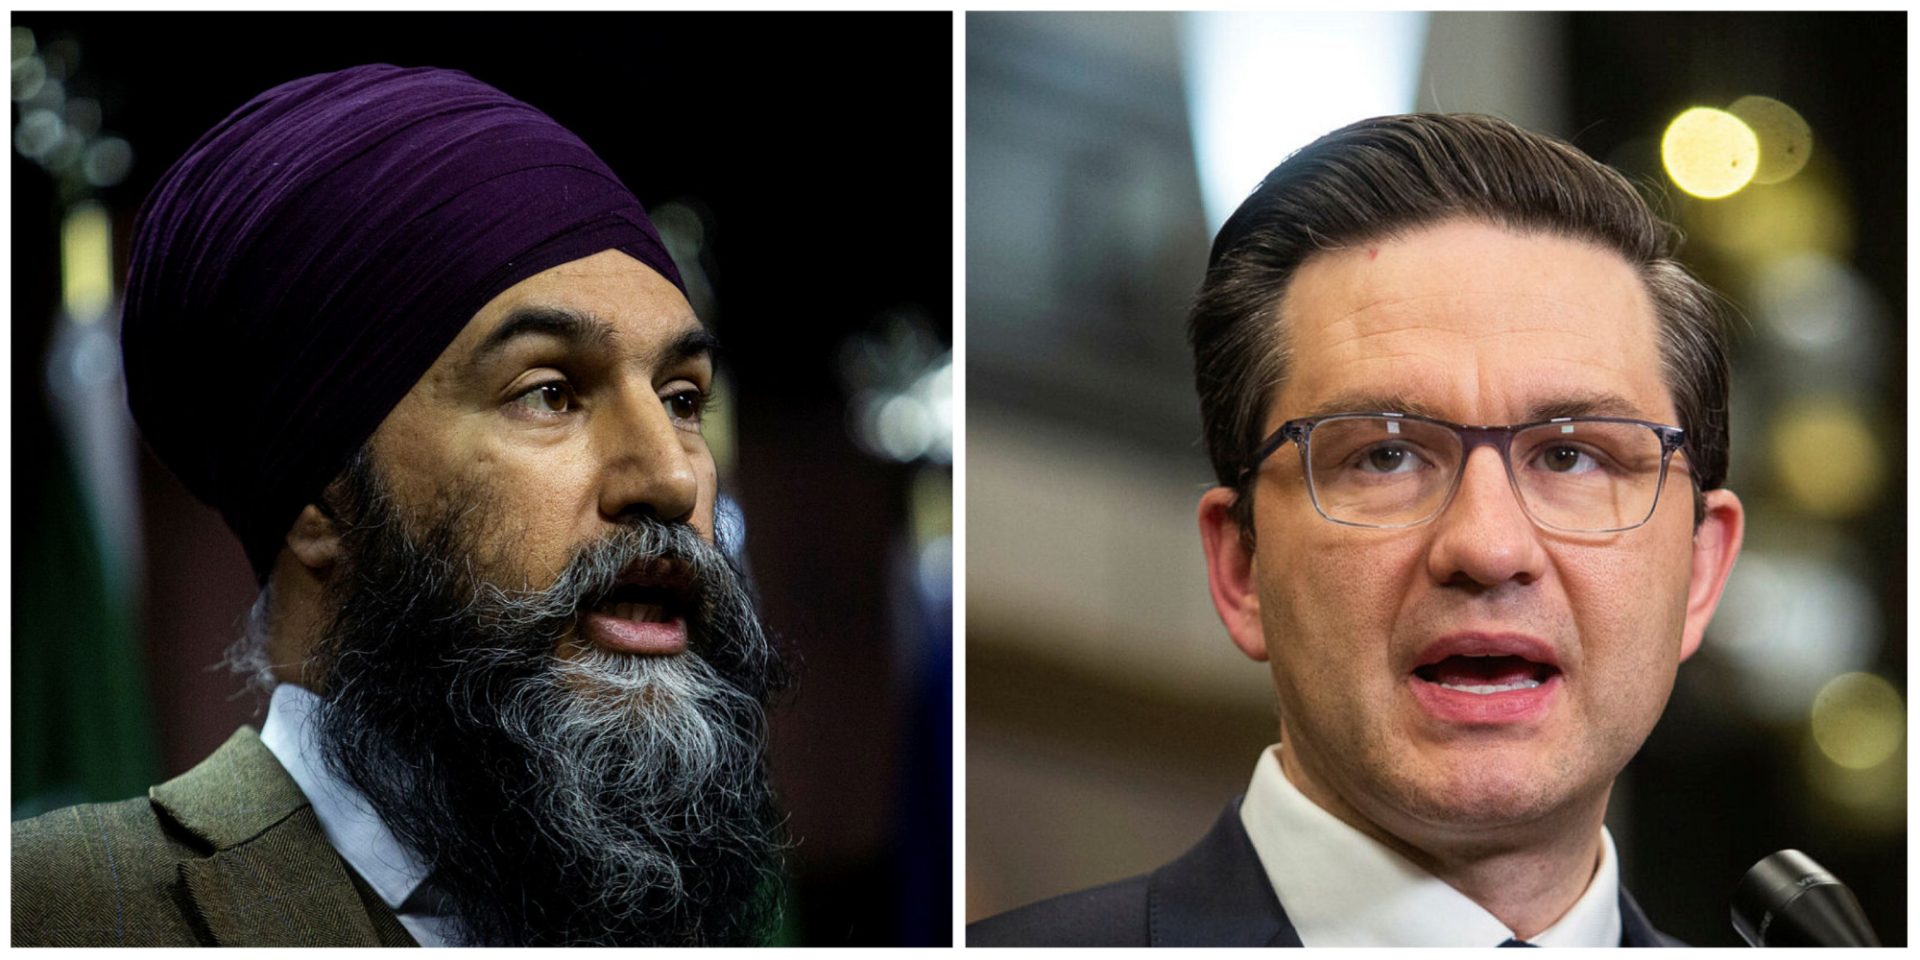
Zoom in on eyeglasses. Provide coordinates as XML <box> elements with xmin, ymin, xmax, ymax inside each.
<box><xmin>1241</xmin><ymin>413</ymin><xmax>1688</xmax><ymax>533</ymax></box>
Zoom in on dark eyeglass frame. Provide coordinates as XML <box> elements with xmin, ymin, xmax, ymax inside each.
<box><xmin>1239</xmin><ymin>412</ymin><xmax>1689</xmax><ymax>533</ymax></box>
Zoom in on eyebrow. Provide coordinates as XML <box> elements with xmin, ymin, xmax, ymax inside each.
<box><xmin>1300</xmin><ymin>390</ymin><xmax>1650</xmax><ymax>424</ymax></box>
<box><xmin>649</xmin><ymin>326</ymin><xmax>724</xmax><ymax>372</ymax></box>
<box><xmin>468</xmin><ymin>306</ymin><xmax>613</xmax><ymax>371</ymax></box>
<box><xmin>466</xmin><ymin>305</ymin><xmax>722</xmax><ymax>373</ymax></box>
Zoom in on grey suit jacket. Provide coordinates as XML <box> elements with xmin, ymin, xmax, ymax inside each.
<box><xmin>968</xmin><ymin>801</ymin><xmax>1686</xmax><ymax>947</ymax></box>
<box><xmin>12</xmin><ymin>727</ymin><xmax>416</xmax><ymax>946</ymax></box>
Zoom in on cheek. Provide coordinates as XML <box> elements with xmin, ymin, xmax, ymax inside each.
<box><xmin>1563</xmin><ymin>541</ymin><xmax>1693</xmax><ymax>661</ymax></box>
<box><xmin>692</xmin><ymin>445</ymin><xmax>719</xmax><ymax>538</ymax></box>
<box><xmin>447</xmin><ymin>449</ymin><xmax>600</xmax><ymax>588</ymax></box>
<box><xmin>1257</xmin><ymin>526</ymin><xmax>1424</xmax><ymax>686</ymax></box>
<box><xmin>1558</xmin><ymin>546</ymin><xmax>1691</xmax><ymax>734</ymax></box>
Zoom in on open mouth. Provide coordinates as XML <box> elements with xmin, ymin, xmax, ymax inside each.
<box><xmin>1412</xmin><ymin>654</ymin><xmax>1560</xmax><ymax>695</ymax></box>
<box><xmin>578</xmin><ymin>561</ymin><xmax>697</xmax><ymax>655</ymax></box>
<box><xmin>589</xmin><ymin>582</ymin><xmax>685</xmax><ymax>624</ymax></box>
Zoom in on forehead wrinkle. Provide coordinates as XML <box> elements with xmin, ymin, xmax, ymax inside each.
<box><xmin>1319</xmin><ymin>291</ymin><xmax>1625</xmax><ymax>339</ymax></box>
<box><xmin>1288</xmin><ymin>339</ymin><xmax>1660</xmax><ymax>428</ymax></box>
<box><xmin>1282</xmin><ymin>222</ymin><xmax>1673</xmax><ymax>430</ymax></box>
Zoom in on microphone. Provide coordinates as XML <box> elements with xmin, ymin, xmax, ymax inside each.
<box><xmin>1731</xmin><ymin>849</ymin><xmax>1881</xmax><ymax>947</ymax></box>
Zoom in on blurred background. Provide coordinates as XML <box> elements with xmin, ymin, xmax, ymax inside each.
<box><xmin>966</xmin><ymin>11</ymin><xmax>1903</xmax><ymax>946</ymax></box>
<box><xmin>10</xmin><ymin>12</ymin><xmax>951</xmax><ymax>946</ymax></box>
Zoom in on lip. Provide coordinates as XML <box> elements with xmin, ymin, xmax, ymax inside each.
<box><xmin>1406</xmin><ymin>632</ymin><xmax>1563</xmax><ymax>726</ymax></box>
<box><xmin>583</xmin><ymin>611</ymin><xmax>688</xmax><ymax>655</ymax></box>
<box><xmin>1412</xmin><ymin>632</ymin><xmax>1562</xmax><ymax>671</ymax></box>
<box><xmin>580</xmin><ymin>557</ymin><xmax>698</xmax><ymax>656</ymax></box>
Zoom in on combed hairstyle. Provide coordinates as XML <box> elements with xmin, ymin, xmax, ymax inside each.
<box><xmin>1188</xmin><ymin>113</ymin><xmax>1732</xmax><ymax>537</ymax></box>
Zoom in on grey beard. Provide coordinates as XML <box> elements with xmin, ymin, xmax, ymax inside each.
<box><xmin>491</xmin><ymin>648</ymin><xmax>777</xmax><ymax>924</ymax></box>
<box><xmin>306</xmin><ymin>459</ymin><xmax>789</xmax><ymax>946</ymax></box>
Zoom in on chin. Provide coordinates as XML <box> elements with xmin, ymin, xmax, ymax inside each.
<box><xmin>1386</xmin><ymin>748</ymin><xmax>1583</xmax><ymax>834</ymax></box>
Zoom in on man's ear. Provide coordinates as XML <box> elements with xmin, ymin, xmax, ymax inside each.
<box><xmin>1679</xmin><ymin>488</ymin><xmax>1745</xmax><ymax>663</ymax></box>
<box><xmin>1198</xmin><ymin>486</ymin><xmax>1268</xmax><ymax>662</ymax></box>
<box><xmin>285</xmin><ymin>502</ymin><xmax>345</xmax><ymax>572</ymax></box>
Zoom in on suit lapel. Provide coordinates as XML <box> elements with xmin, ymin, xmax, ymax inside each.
<box><xmin>1618</xmin><ymin>885</ymin><xmax>1682</xmax><ymax>947</ymax></box>
<box><xmin>151</xmin><ymin>727</ymin><xmax>391</xmax><ymax>946</ymax></box>
<box><xmin>1147</xmin><ymin>801</ymin><xmax>1303</xmax><ymax>946</ymax></box>
<box><xmin>176</xmin><ymin>827</ymin><xmax>389</xmax><ymax>946</ymax></box>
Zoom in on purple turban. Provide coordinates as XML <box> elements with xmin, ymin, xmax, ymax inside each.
<box><xmin>121</xmin><ymin>64</ymin><xmax>685</xmax><ymax>582</ymax></box>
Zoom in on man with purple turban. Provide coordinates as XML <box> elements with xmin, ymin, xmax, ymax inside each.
<box><xmin>13</xmin><ymin>64</ymin><xmax>789</xmax><ymax>947</ymax></box>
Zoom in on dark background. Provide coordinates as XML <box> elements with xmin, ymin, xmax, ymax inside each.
<box><xmin>966</xmin><ymin>11</ymin><xmax>1903</xmax><ymax>947</ymax></box>
<box><xmin>12</xmin><ymin>12</ymin><xmax>951</xmax><ymax>946</ymax></box>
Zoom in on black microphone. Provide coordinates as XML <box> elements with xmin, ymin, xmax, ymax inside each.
<box><xmin>1731</xmin><ymin>849</ymin><xmax>1881</xmax><ymax>947</ymax></box>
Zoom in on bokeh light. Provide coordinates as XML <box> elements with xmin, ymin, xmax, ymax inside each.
<box><xmin>1751</xmin><ymin>252</ymin><xmax>1874</xmax><ymax>354</ymax></box>
<box><xmin>1691</xmin><ymin>167</ymin><xmax>1853</xmax><ymax>262</ymax></box>
<box><xmin>23</xmin><ymin>75</ymin><xmax>63</xmax><ymax>113</ymax></box>
<box><xmin>840</xmin><ymin>311</ymin><xmax>951</xmax><ymax>465</ymax></box>
<box><xmin>871</xmin><ymin>392</ymin><xmax>936</xmax><ymax>461</ymax></box>
<box><xmin>42</xmin><ymin>37</ymin><xmax>78</xmax><ymax>81</ymax></box>
<box><xmin>59</xmin><ymin>201</ymin><xmax>112</xmax><ymax>322</ymax></box>
<box><xmin>13</xmin><ymin>107</ymin><xmax>62</xmax><ymax>159</ymax></box>
<box><xmin>1727</xmin><ymin>95</ymin><xmax>1812</xmax><ymax>185</ymax></box>
<box><xmin>1711</xmin><ymin>550</ymin><xmax>1879</xmax><ymax>722</ymax></box>
<box><xmin>912</xmin><ymin>467</ymin><xmax>953</xmax><ymax>604</ymax></box>
<box><xmin>81</xmin><ymin>135</ymin><xmax>132</xmax><ymax>188</ymax></box>
<box><xmin>12</xmin><ymin>52</ymin><xmax>45</xmax><ymax>102</ymax></box>
<box><xmin>1801</xmin><ymin>729</ymin><xmax>1905</xmax><ymax>832</ymax></box>
<box><xmin>1662</xmin><ymin>107</ymin><xmax>1759</xmax><ymax>199</ymax></box>
<box><xmin>1768</xmin><ymin>398</ymin><xmax>1884</xmax><ymax>517</ymax></box>
<box><xmin>1810</xmin><ymin>672</ymin><xmax>1903</xmax><ymax>770</ymax></box>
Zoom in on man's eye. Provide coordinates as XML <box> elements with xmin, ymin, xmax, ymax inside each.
<box><xmin>665</xmin><ymin>389</ymin><xmax>708</xmax><ymax>425</ymax></box>
<box><xmin>1355</xmin><ymin>442</ymin><xmax>1424</xmax><ymax>475</ymax></box>
<box><xmin>1536</xmin><ymin>444</ymin><xmax>1601</xmax><ymax>475</ymax></box>
<box><xmin>510</xmin><ymin>382</ymin><xmax>575</xmax><ymax>416</ymax></box>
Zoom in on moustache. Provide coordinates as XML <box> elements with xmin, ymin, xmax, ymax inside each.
<box><xmin>465</xmin><ymin>519</ymin><xmax>745</xmax><ymax>652</ymax></box>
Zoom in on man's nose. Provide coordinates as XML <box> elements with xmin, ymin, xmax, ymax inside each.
<box><xmin>597</xmin><ymin>385</ymin><xmax>700</xmax><ymax>526</ymax></box>
<box><xmin>1424</xmin><ymin>445</ymin><xmax>1548</xmax><ymax>589</ymax></box>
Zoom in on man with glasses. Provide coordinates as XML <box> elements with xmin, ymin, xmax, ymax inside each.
<box><xmin>970</xmin><ymin>114</ymin><xmax>1743</xmax><ymax>947</ymax></box>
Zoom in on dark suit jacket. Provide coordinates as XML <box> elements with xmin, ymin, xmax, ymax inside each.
<box><xmin>12</xmin><ymin>727</ymin><xmax>417</xmax><ymax>946</ymax></box>
<box><xmin>969</xmin><ymin>801</ymin><xmax>1686</xmax><ymax>947</ymax></box>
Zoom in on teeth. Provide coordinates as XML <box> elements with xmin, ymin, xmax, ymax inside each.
<box><xmin>1437</xmin><ymin>679</ymin><xmax>1542</xmax><ymax>694</ymax></box>
<box><xmin>601</xmin><ymin>602</ymin><xmax>665</xmax><ymax>623</ymax></box>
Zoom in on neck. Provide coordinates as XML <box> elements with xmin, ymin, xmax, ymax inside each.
<box><xmin>1277</xmin><ymin>741</ymin><xmax>1606</xmax><ymax>939</ymax></box>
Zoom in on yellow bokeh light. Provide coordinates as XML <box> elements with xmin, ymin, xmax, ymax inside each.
<box><xmin>1662</xmin><ymin>107</ymin><xmax>1760</xmax><ymax>199</ymax></box>
<box><xmin>1810</xmin><ymin>672</ymin><xmax>1903</xmax><ymax>770</ymax></box>
<box><xmin>1801</xmin><ymin>729</ymin><xmax>1904</xmax><ymax>832</ymax></box>
<box><xmin>1769</xmin><ymin>398</ymin><xmax>1883</xmax><ymax>518</ymax></box>
<box><xmin>1690</xmin><ymin>168</ymin><xmax>1852</xmax><ymax>263</ymax></box>
<box><xmin>912</xmin><ymin>463</ymin><xmax>952</xmax><ymax>545</ymax></box>
<box><xmin>60</xmin><ymin>201</ymin><xmax>113</xmax><ymax>324</ymax></box>
<box><xmin>1729</xmin><ymin>94</ymin><xmax>1813</xmax><ymax>185</ymax></box>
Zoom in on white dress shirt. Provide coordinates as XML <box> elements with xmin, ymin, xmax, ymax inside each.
<box><xmin>258</xmin><ymin>683</ymin><xmax>460</xmax><ymax>947</ymax></box>
<box><xmin>1238</xmin><ymin>744</ymin><xmax>1622</xmax><ymax>947</ymax></box>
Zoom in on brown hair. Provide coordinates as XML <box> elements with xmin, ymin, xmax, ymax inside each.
<box><xmin>1188</xmin><ymin>113</ymin><xmax>1732</xmax><ymax>535</ymax></box>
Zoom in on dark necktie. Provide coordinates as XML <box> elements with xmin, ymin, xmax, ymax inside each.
<box><xmin>1498</xmin><ymin>937</ymin><xmax>1539</xmax><ymax>947</ymax></box>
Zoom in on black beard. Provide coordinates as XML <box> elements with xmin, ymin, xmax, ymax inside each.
<box><xmin>305</xmin><ymin>458</ymin><xmax>790</xmax><ymax>946</ymax></box>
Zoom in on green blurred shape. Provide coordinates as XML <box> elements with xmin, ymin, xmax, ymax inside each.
<box><xmin>13</xmin><ymin>432</ymin><xmax>159</xmax><ymax>818</ymax></box>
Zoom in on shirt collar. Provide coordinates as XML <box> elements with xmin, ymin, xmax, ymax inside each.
<box><xmin>1238</xmin><ymin>744</ymin><xmax>1622</xmax><ymax>947</ymax></box>
<box><xmin>257</xmin><ymin>683</ymin><xmax>433</xmax><ymax>912</ymax></box>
